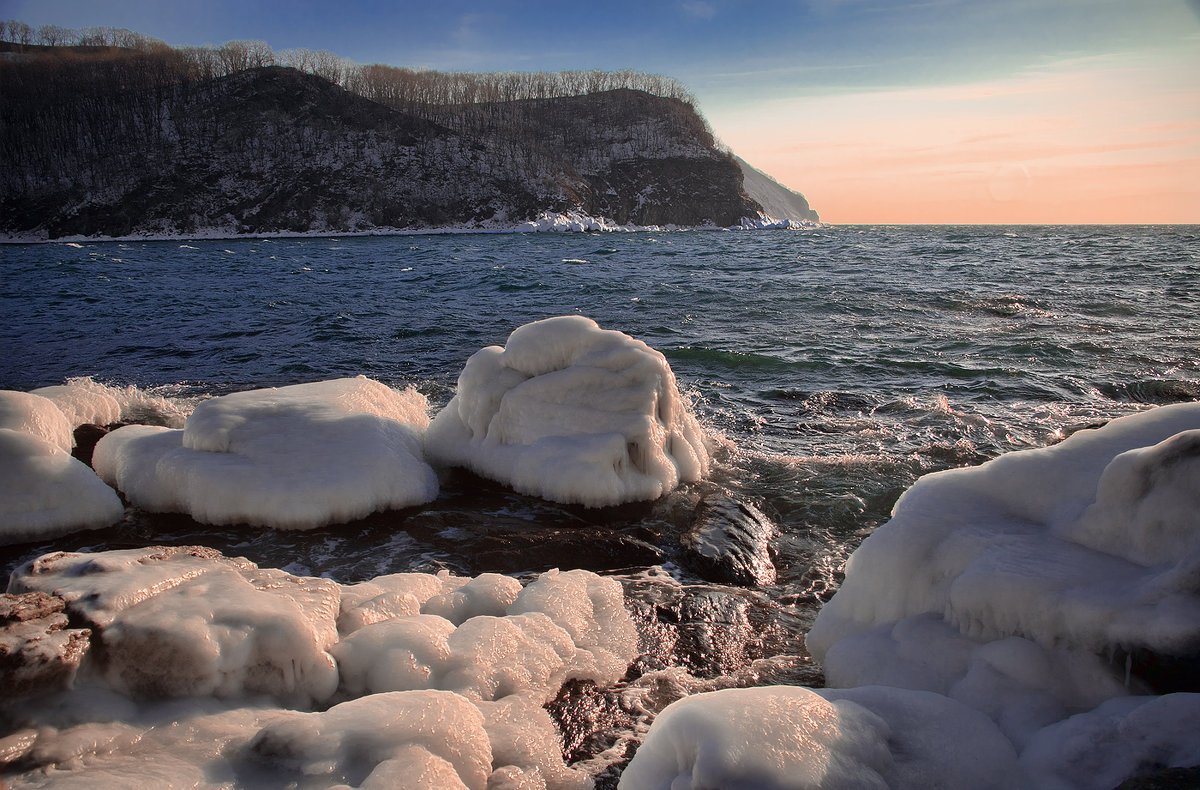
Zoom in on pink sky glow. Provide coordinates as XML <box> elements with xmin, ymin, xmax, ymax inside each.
<box><xmin>711</xmin><ymin>47</ymin><xmax>1200</xmax><ymax>224</ymax></box>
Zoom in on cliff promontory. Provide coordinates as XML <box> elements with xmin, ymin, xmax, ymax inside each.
<box><xmin>0</xmin><ymin>44</ymin><xmax>817</xmax><ymax>239</ymax></box>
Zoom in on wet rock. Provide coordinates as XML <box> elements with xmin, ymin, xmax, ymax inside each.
<box><xmin>1115</xmin><ymin>646</ymin><xmax>1200</xmax><ymax>695</ymax></box>
<box><xmin>0</xmin><ymin>591</ymin><xmax>91</xmax><ymax>697</ymax></box>
<box><xmin>71</xmin><ymin>422</ymin><xmax>113</xmax><ymax>467</ymax></box>
<box><xmin>680</xmin><ymin>495</ymin><xmax>776</xmax><ymax>586</ymax></box>
<box><xmin>1114</xmin><ymin>766</ymin><xmax>1200</xmax><ymax>790</ymax></box>
<box><xmin>621</xmin><ymin>570</ymin><xmax>804</xmax><ymax>679</ymax></box>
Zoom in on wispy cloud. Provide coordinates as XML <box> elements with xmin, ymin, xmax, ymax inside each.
<box><xmin>678</xmin><ymin>1</ymin><xmax>717</xmax><ymax>19</ymax></box>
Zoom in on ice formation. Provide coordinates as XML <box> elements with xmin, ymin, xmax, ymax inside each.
<box><xmin>426</xmin><ymin>316</ymin><xmax>710</xmax><ymax>506</ymax></box>
<box><xmin>1017</xmin><ymin>692</ymin><xmax>1200</xmax><ymax>790</ymax></box>
<box><xmin>796</xmin><ymin>403</ymin><xmax>1200</xmax><ymax>779</ymax></box>
<box><xmin>333</xmin><ymin>568</ymin><xmax>637</xmax><ymax>703</ymax></box>
<box><xmin>247</xmin><ymin>691</ymin><xmax>493</xmax><ymax>788</ymax></box>
<box><xmin>3</xmin><ymin>547</ymin><xmax>635</xmax><ymax>788</ymax></box>
<box><xmin>0</xmin><ymin>387</ymin><xmax>124</xmax><ymax>543</ymax></box>
<box><xmin>808</xmin><ymin>403</ymin><xmax>1200</xmax><ymax>670</ymax></box>
<box><xmin>10</xmin><ymin>546</ymin><xmax>343</xmax><ymax>704</ymax></box>
<box><xmin>619</xmin><ymin>404</ymin><xmax>1200</xmax><ymax>790</ymax></box>
<box><xmin>0</xmin><ymin>389</ymin><xmax>74</xmax><ymax>451</ymax></box>
<box><xmin>0</xmin><ymin>429</ymin><xmax>125</xmax><ymax>543</ymax></box>
<box><xmin>93</xmin><ymin>377</ymin><xmax>438</xmax><ymax>529</ymax></box>
<box><xmin>30</xmin><ymin>381</ymin><xmax>123</xmax><ymax>428</ymax></box>
<box><xmin>618</xmin><ymin>685</ymin><xmax>1022</xmax><ymax>790</ymax></box>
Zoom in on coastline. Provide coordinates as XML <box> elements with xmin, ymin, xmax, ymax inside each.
<box><xmin>0</xmin><ymin>211</ymin><xmax>814</xmax><ymax>245</ymax></box>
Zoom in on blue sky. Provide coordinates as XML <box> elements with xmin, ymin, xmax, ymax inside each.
<box><xmin>5</xmin><ymin>0</ymin><xmax>1197</xmax><ymax>222</ymax></box>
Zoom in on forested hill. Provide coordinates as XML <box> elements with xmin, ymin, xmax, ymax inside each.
<box><xmin>0</xmin><ymin>37</ymin><xmax>816</xmax><ymax>239</ymax></box>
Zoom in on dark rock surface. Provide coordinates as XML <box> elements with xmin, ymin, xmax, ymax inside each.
<box><xmin>0</xmin><ymin>590</ymin><xmax>91</xmax><ymax>697</ymax></box>
<box><xmin>1114</xmin><ymin>766</ymin><xmax>1200</xmax><ymax>790</ymax></box>
<box><xmin>679</xmin><ymin>495</ymin><xmax>776</xmax><ymax>587</ymax></box>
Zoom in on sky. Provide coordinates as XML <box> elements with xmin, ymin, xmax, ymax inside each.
<box><xmin>5</xmin><ymin>0</ymin><xmax>1198</xmax><ymax>224</ymax></box>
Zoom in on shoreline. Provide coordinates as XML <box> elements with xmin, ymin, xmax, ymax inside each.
<box><xmin>0</xmin><ymin>212</ymin><xmax>814</xmax><ymax>245</ymax></box>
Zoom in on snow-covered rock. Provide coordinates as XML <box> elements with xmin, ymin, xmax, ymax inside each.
<box><xmin>809</xmin><ymin>404</ymin><xmax>1200</xmax><ymax>672</ymax></box>
<box><xmin>0</xmin><ymin>428</ymin><xmax>124</xmax><ymax>544</ymax></box>
<box><xmin>332</xmin><ymin>568</ymin><xmax>637</xmax><ymax>703</ymax></box>
<box><xmin>9</xmin><ymin>546</ymin><xmax>342</xmax><ymax>705</ymax></box>
<box><xmin>2</xmin><ymin>548</ymin><xmax>636</xmax><ymax>789</ymax></box>
<box><xmin>799</xmin><ymin>403</ymin><xmax>1200</xmax><ymax>770</ymax></box>
<box><xmin>426</xmin><ymin>316</ymin><xmax>710</xmax><ymax>507</ymax></box>
<box><xmin>619</xmin><ymin>684</ymin><xmax>1023</xmax><ymax>790</ymax></box>
<box><xmin>93</xmin><ymin>377</ymin><xmax>438</xmax><ymax>529</ymax></box>
<box><xmin>0</xmin><ymin>390</ymin><xmax>74</xmax><ymax>451</ymax></box>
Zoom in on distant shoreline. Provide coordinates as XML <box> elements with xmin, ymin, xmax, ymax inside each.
<box><xmin>0</xmin><ymin>214</ymin><xmax>816</xmax><ymax>245</ymax></box>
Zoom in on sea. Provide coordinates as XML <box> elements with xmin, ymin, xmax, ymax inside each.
<box><xmin>2</xmin><ymin>224</ymin><xmax>1198</xmax><ymax>775</ymax></box>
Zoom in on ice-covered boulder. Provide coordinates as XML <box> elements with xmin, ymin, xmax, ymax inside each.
<box><xmin>618</xmin><ymin>684</ymin><xmax>1023</xmax><ymax>789</ymax></box>
<box><xmin>810</xmin><ymin>404</ymin><xmax>1200</xmax><ymax>661</ymax></box>
<box><xmin>336</xmin><ymin>570</ymin><xmax>521</xmax><ymax>634</ymax></box>
<box><xmin>31</xmin><ymin>382</ymin><xmax>122</xmax><ymax>428</ymax></box>
<box><xmin>0</xmin><ymin>390</ymin><xmax>73</xmax><ymax>451</ymax></box>
<box><xmin>807</xmin><ymin>403</ymin><xmax>1200</xmax><ymax>745</ymax></box>
<box><xmin>0</xmin><ymin>428</ymin><xmax>124</xmax><ymax>544</ymax></box>
<box><xmin>9</xmin><ymin>546</ymin><xmax>341</xmax><ymax>705</ymax></box>
<box><xmin>93</xmin><ymin>376</ymin><xmax>438</xmax><ymax>529</ymax></box>
<box><xmin>247</xmin><ymin>691</ymin><xmax>493</xmax><ymax>789</ymax></box>
<box><xmin>332</xmin><ymin>568</ymin><xmax>638</xmax><ymax>704</ymax></box>
<box><xmin>1020</xmin><ymin>693</ymin><xmax>1200</xmax><ymax>790</ymax></box>
<box><xmin>426</xmin><ymin>316</ymin><xmax>710</xmax><ymax>507</ymax></box>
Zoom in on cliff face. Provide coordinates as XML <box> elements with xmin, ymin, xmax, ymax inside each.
<box><xmin>1</xmin><ymin>63</ymin><xmax>771</xmax><ymax>239</ymax></box>
<box><xmin>736</xmin><ymin>157</ymin><xmax>820</xmax><ymax>224</ymax></box>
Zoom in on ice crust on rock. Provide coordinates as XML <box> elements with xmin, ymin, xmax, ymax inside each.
<box><xmin>93</xmin><ymin>377</ymin><xmax>438</xmax><ymax>529</ymax></box>
<box><xmin>809</xmin><ymin>403</ymin><xmax>1200</xmax><ymax>670</ymax></box>
<box><xmin>0</xmin><ymin>390</ymin><xmax>74</xmax><ymax>451</ymax></box>
<box><xmin>618</xmin><ymin>684</ymin><xmax>1023</xmax><ymax>790</ymax></box>
<box><xmin>0</xmin><ymin>428</ymin><xmax>124</xmax><ymax>543</ymax></box>
<box><xmin>426</xmin><ymin>316</ymin><xmax>710</xmax><ymax>507</ymax></box>
<box><xmin>3</xmin><ymin>547</ymin><xmax>638</xmax><ymax>788</ymax></box>
<box><xmin>786</xmin><ymin>403</ymin><xmax>1200</xmax><ymax>787</ymax></box>
<box><xmin>247</xmin><ymin>691</ymin><xmax>493</xmax><ymax>789</ymax></box>
<box><xmin>332</xmin><ymin>568</ymin><xmax>638</xmax><ymax>703</ymax></box>
<box><xmin>9</xmin><ymin>546</ymin><xmax>342</xmax><ymax>705</ymax></box>
<box><xmin>31</xmin><ymin>376</ymin><xmax>196</xmax><ymax>429</ymax></box>
<box><xmin>1019</xmin><ymin>692</ymin><xmax>1200</xmax><ymax>790</ymax></box>
<box><xmin>30</xmin><ymin>382</ymin><xmax>122</xmax><ymax>428</ymax></box>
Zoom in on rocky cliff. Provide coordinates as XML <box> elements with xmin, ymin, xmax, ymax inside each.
<box><xmin>1</xmin><ymin>57</ymin><xmax>814</xmax><ymax>239</ymax></box>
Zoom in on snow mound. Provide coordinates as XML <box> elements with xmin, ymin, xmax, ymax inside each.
<box><xmin>10</xmin><ymin>546</ymin><xmax>342</xmax><ymax>705</ymax></box>
<box><xmin>93</xmin><ymin>377</ymin><xmax>438</xmax><ymax>529</ymax></box>
<box><xmin>247</xmin><ymin>691</ymin><xmax>493</xmax><ymax>789</ymax></box>
<box><xmin>0</xmin><ymin>429</ymin><xmax>124</xmax><ymax>544</ymax></box>
<box><xmin>619</xmin><ymin>684</ymin><xmax>1022</xmax><ymax>790</ymax></box>
<box><xmin>3</xmin><ymin>550</ymin><xmax>630</xmax><ymax>789</ymax></box>
<box><xmin>1020</xmin><ymin>693</ymin><xmax>1200</xmax><ymax>790</ymax></box>
<box><xmin>804</xmin><ymin>403</ymin><xmax>1200</xmax><ymax>753</ymax></box>
<box><xmin>0</xmin><ymin>390</ymin><xmax>74</xmax><ymax>451</ymax></box>
<box><xmin>426</xmin><ymin>316</ymin><xmax>710</xmax><ymax>506</ymax></box>
<box><xmin>30</xmin><ymin>382</ymin><xmax>122</xmax><ymax>428</ymax></box>
<box><xmin>809</xmin><ymin>404</ymin><xmax>1200</xmax><ymax>665</ymax></box>
<box><xmin>332</xmin><ymin>569</ymin><xmax>638</xmax><ymax>703</ymax></box>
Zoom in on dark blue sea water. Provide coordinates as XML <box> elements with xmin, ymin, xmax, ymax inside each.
<box><xmin>2</xmin><ymin>225</ymin><xmax>1198</xmax><ymax>711</ymax></box>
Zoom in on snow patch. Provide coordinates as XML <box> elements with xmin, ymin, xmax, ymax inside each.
<box><xmin>426</xmin><ymin>316</ymin><xmax>710</xmax><ymax>507</ymax></box>
<box><xmin>93</xmin><ymin>377</ymin><xmax>438</xmax><ymax>529</ymax></box>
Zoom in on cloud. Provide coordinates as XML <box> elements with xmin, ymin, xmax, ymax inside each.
<box><xmin>679</xmin><ymin>1</ymin><xmax>717</xmax><ymax>19</ymax></box>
